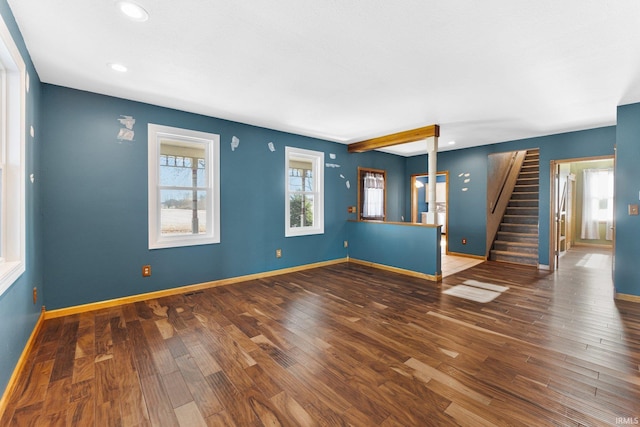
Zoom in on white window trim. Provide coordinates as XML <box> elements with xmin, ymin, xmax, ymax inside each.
<box><xmin>285</xmin><ymin>146</ymin><xmax>324</xmax><ymax>237</ymax></box>
<box><xmin>0</xmin><ymin>14</ymin><xmax>26</xmax><ymax>296</ymax></box>
<box><xmin>148</xmin><ymin>124</ymin><xmax>220</xmax><ymax>249</ymax></box>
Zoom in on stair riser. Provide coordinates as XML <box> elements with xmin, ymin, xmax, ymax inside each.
<box><xmin>503</xmin><ymin>215</ymin><xmax>538</xmax><ymax>224</ymax></box>
<box><xmin>496</xmin><ymin>233</ymin><xmax>538</xmax><ymax>244</ymax></box>
<box><xmin>511</xmin><ymin>192</ymin><xmax>538</xmax><ymax>200</ymax></box>
<box><xmin>493</xmin><ymin>242</ymin><xmax>538</xmax><ymax>254</ymax></box>
<box><xmin>506</xmin><ymin>208</ymin><xmax>538</xmax><ymax>216</ymax></box>
<box><xmin>490</xmin><ymin>252</ymin><xmax>538</xmax><ymax>266</ymax></box>
<box><xmin>513</xmin><ymin>185</ymin><xmax>539</xmax><ymax>193</ymax></box>
<box><xmin>500</xmin><ymin>223</ymin><xmax>537</xmax><ymax>233</ymax></box>
<box><xmin>509</xmin><ymin>200</ymin><xmax>538</xmax><ymax>207</ymax></box>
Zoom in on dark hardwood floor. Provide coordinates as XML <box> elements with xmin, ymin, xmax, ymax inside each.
<box><xmin>3</xmin><ymin>246</ymin><xmax>639</xmax><ymax>426</ymax></box>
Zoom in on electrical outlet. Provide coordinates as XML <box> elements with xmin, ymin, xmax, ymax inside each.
<box><xmin>344</xmin><ymin>240</ymin><xmax>348</xmax><ymax>248</ymax></box>
<box><xmin>276</xmin><ymin>249</ymin><xmax>282</xmax><ymax>258</ymax></box>
<box><xmin>462</xmin><ymin>238</ymin><xmax>467</xmax><ymax>245</ymax></box>
<box><xmin>142</xmin><ymin>265</ymin><xmax>152</xmax><ymax>277</ymax></box>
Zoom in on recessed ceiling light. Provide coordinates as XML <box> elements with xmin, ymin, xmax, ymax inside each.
<box><xmin>108</xmin><ymin>63</ymin><xmax>128</xmax><ymax>73</ymax></box>
<box><xmin>448</xmin><ymin>140</ymin><xmax>456</xmax><ymax>145</ymax></box>
<box><xmin>117</xmin><ymin>1</ymin><xmax>149</xmax><ymax>22</ymax></box>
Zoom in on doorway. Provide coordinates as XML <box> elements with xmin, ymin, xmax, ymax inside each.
<box><xmin>549</xmin><ymin>156</ymin><xmax>615</xmax><ymax>271</ymax></box>
<box><xmin>410</xmin><ymin>171</ymin><xmax>448</xmax><ymax>234</ymax></box>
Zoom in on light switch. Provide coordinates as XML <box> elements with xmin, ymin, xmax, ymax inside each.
<box><xmin>629</xmin><ymin>204</ymin><xmax>639</xmax><ymax>216</ymax></box>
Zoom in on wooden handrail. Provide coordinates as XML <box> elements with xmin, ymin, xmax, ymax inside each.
<box><xmin>491</xmin><ymin>152</ymin><xmax>518</xmax><ymax>214</ymax></box>
<box><xmin>485</xmin><ymin>150</ymin><xmax>527</xmax><ymax>256</ymax></box>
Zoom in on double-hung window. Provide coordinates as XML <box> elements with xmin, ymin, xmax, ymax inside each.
<box><xmin>0</xmin><ymin>14</ymin><xmax>26</xmax><ymax>296</ymax></box>
<box><xmin>358</xmin><ymin>167</ymin><xmax>386</xmax><ymax>221</ymax></box>
<box><xmin>148</xmin><ymin>124</ymin><xmax>220</xmax><ymax>249</ymax></box>
<box><xmin>285</xmin><ymin>146</ymin><xmax>324</xmax><ymax>237</ymax></box>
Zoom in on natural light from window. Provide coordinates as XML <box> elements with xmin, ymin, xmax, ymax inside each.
<box><xmin>0</xmin><ymin>14</ymin><xmax>26</xmax><ymax>296</ymax></box>
<box><xmin>148</xmin><ymin>124</ymin><xmax>220</xmax><ymax>249</ymax></box>
<box><xmin>285</xmin><ymin>147</ymin><xmax>324</xmax><ymax>237</ymax></box>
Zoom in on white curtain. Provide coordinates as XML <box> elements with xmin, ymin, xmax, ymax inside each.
<box><xmin>581</xmin><ymin>168</ymin><xmax>614</xmax><ymax>240</ymax></box>
<box><xmin>362</xmin><ymin>172</ymin><xmax>385</xmax><ymax>219</ymax></box>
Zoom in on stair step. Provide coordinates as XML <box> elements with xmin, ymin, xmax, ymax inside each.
<box><xmin>496</xmin><ymin>231</ymin><xmax>538</xmax><ymax>244</ymax></box>
<box><xmin>516</xmin><ymin>177</ymin><xmax>539</xmax><ymax>186</ymax></box>
<box><xmin>503</xmin><ymin>214</ymin><xmax>538</xmax><ymax>224</ymax></box>
<box><xmin>500</xmin><ymin>223</ymin><xmax>538</xmax><ymax>233</ymax></box>
<box><xmin>493</xmin><ymin>240</ymin><xmax>538</xmax><ymax>254</ymax></box>
<box><xmin>506</xmin><ymin>207</ymin><xmax>538</xmax><ymax>216</ymax></box>
<box><xmin>508</xmin><ymin>199</ymin><xmax>538</xmax><ymax>208</ymax></box>
<box><xmin>490</xmin><ymin>250</ymin><xmax>538</xmax><ymax>266</ymax></box>
<box><xmin>511</xmin><ymin>191</ymin><xmax>539</xmax><ymax>200</ymax></box>
<box><xmin>513</xmin><ymin>184</ymin><xmax>539</xmax><ymax>192</ymax></box>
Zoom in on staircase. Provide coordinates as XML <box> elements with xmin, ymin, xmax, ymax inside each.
<box><xmin>490</xmin><ymin>149</ymin><xmax>539</xmax><ymax>266</ymax></box>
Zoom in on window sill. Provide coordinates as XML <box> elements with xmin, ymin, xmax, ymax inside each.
<box><xmin>0</xmin><ymin>261</ymin><xmax>25</xmax><ymax>296</ymax></box>
<box><xmin>285</xmin><ymin>228</ymin><xmax>324</xmax><ymax>238</ymax></box>
<box><xmin>150</xmin><ymin>235</ymin><xmax>220</xmax><ymax>250</ymax></box>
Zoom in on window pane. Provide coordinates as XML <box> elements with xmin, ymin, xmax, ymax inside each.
<box><xmin>160</xmin><ymin>141</ymin><xmax>206</xmax><ymax>187</ymax></box>
<box><xmin>289</xmin><ymin>194</ymin><xmax>314</xmax><ymax>228</ymax></box>
<box><xmin>160</xmin><ymin>189</ymin><xmax>207</xmax><ymax>235</ymax></box>
<box><xmin>160</xmin><ymin>156</ymin><xmax>193</xmax><ymax>187</ymax></box>
<box><xmin>288</xmin><ymin>159</ymin><xmax>313</xmax><ymax>191</ymax></box>
<box><xmin>285</xmin><ymin>146</ymin><xmax>323</xmax><ymax>237</ymax></box>
<box><xmin>360</xmin><ymin>169</ymin><xmax>386</xmax><ymax>220</ymax></box>
<box><xmin>196</xmin><ymin>162</ymin><xmax>206</xmax><ymax>187</ymax></box>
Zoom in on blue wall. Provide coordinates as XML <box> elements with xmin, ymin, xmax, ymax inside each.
<box><xmin>406</xmin><ymin>127</ymin><xmax>616</xmax><ymax>263</ymax></box>
<box><xmin>615</xmin><ymin>103</ymin><xmax>640</xmax><ymax>296</ymax></box>
<box><xmin>347</xmin><ymin>221</ymin><xmax>441</xmax><ymax>276</ymax></box>
<box><xmin>40</xmin><ymin>80</ymin><xmax>619</xmax><ymax>317</ymax></box>
<box><xmin>40</xmin><ymin>85</ymin><xmax>407</xmax><ymax>310</ymax></box>
<box><xmin>0</xmin><ymin>0</ymin><xmax>43</xmax><ymax>400</ymax></box>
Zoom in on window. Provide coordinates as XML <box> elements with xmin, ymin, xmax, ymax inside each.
<box><xmin>148</xmin><ymin>124</ymin><xmax>220</xmax><ymax>249</ymax></box>
<box><xmin>581</xmin><ymin>168</ymin><xmax>614</xmax><ymax>240</ymax></box>
<box><xmin>358</xmin><ymin>167</ymin><xmax>386</xmax><ymax>221</ymax></box>
<box><xmin>0</xmin><ymin>15</ymin><xmax>26</xmax><ymax>296</ymax></box>
<box><xmin>285</xmin><ymin>146</ymin><xmax>324</xmax><ymax>237</ymax></box>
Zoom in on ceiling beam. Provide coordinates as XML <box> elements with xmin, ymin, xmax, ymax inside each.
<box><xmin>347</xmin><ymin>124</ymin><xmax>440</xmax><ymax>153</ymax></box>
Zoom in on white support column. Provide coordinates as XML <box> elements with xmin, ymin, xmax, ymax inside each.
<box><xmin>425</xmin><ymin>135</ymin><xmax>438</xmax><ymax>225</ymax></box>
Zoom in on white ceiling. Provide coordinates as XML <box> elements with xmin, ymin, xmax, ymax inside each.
<box><xmin>8</xmin><ymin>1</ymin><xmax>640</xmax><ymax>156</ymax></box>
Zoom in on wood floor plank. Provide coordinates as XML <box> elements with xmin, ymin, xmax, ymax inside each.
<box><xmin>270</xmin><ymin>390</ymin><xmax>317</xmax><ymax>427</ymax></box>
<box><xmin>205</xmin><ymin>371</ymin><xmax>259</xmax><ymax>425</ymax></box>
<box><xmin>41</xmin><ymin>378</ymin><xmax>71</xmax><ymax>416</ymax></box>
<box><xmin>113</xmin><ymin>341</ymin><xmax>150</xmax><ymax>426</ymax></box>
<box><xmin>4</xmin><ymin>246</ymin><xmax>638</xmax><ymax>426</ymax></box>
<box><xmin>139</xmin><ymin>373</ymin><xmax>179</xmax><ymax>427</ymax></box>
<box><xmin>140</xmin><ymin>317</ymin><xmax>179</xmax><ymax>376</ymax></box>
<box><xmin>162</xmin><ymin>370</ymin><xmax>193</xmax><ymax>409</ymax></box>
<box><xmin>50</xmin><ymin>320</ymin><xmax>80</xmax><ymax>383</ymax></box>
<box><xmin>13</xmin><ymin>359</ymin><xmax>54</xmax><ymax>408</ymax></box>
<box><xmin>174</xmin><ymin>401</ymin><xmax>208</xmax><ymax>427</ymax></box>
<box><xmin>126</xmin><ymin>320</ymin><xmax>157</xmax><ymax>378</ymax></box>
<box><xmin>174</xmin><ymin>354</ymin><xmax>224</xmax><ymax>418</ymax></box>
